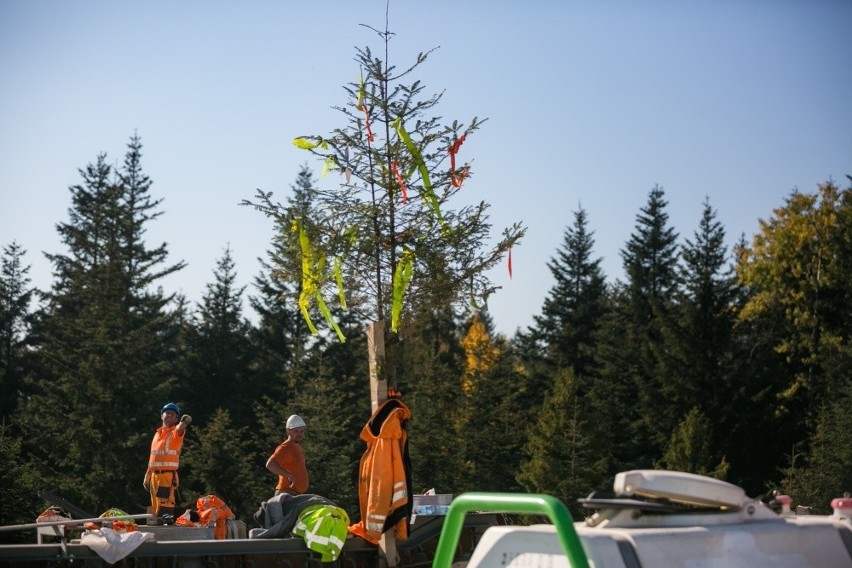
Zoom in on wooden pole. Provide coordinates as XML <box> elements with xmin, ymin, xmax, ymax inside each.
<box><xmin>367</xmin><ymin>320</ymin><xmax>398</xmax><ymax>566</ymax></box>
<box><xmin>367</xmin><ymin>320</ymin><xmax>388</xmax><ymax>413</ymax></box>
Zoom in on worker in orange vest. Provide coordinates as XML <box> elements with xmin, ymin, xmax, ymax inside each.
<box><xmin>143</xmin><ymin>402</ymin><xmax>191</xmax><ymax>521</ymax></box>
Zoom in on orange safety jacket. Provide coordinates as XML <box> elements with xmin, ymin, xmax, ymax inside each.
<box><xmin>148</xmin><ymin>425</ymin><xmax>185</xmax><ymax>471</ymax></box>
<box><xmin>197</xmin><ymin>495</ymin><xmax>235</xmax><ymax>540</ymax></box>
<box><xmin>348</xmin><ymin>399</ymin><xmax>413</xmax><ymax>544</ymax></box>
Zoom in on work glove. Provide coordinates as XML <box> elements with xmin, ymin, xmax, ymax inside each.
<box><xmin>180</xmin><ymin>414</ymin><xmax>192</xmax><ymax>424</ymax></box>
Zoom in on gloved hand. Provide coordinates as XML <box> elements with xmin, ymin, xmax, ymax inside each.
<box><xmin>143</xmin><ymin>475</ymin><xmax>149</xmax><ymax>490</ymax></box>
<box><xmin>180</xmin><ymin>414</ymin><xmax>192</xmax><ymax>424</ymax></box>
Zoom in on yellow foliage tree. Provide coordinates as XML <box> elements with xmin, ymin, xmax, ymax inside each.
<box><xmin>737</xmin><ymin>179</ymin><xmax>852</xmax><ymax>407</ymax></box>
<box><xmin>459</xmin><ymin>312</ymin><xmax>501</xmax><ymax>393</ymax></box>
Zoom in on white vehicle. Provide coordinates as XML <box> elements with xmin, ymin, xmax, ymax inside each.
<box><xmin>434</xmin><ymin>469</ymin><xmax>852</xmax><ymax>567</ymax></box>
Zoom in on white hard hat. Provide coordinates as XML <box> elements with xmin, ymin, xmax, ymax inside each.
<box><xmin>286</xmin><ymin>414</ymin><xmax>306</xmax><ymax>429</ymax></box>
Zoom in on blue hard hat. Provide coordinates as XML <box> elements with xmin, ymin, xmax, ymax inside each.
<box><xmin>161</xmin><ymin>402</ymin><xmax>180</xmax><ymax>415</ymax></box>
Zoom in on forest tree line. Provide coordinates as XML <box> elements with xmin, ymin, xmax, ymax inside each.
<box><xmin>1</xmin><ymin>134</ymin><xmax>850</xmax><ymax>542</ymax></box>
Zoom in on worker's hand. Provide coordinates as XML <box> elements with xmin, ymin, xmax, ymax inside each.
<box><xmin>143</xmin><ymin>476</ymin><xmax>149</xmax><ymax>490</ymax></box>
<box><xmin>180</xmin><ymin>414</ymin><xmax>192</xmax><ymax>424</ymax></box>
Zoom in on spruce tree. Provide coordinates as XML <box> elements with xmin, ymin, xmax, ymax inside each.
<box><xmin>22</xmin><ymin>136</ymin><xmax>184</xmax><ymax>513</ymax></box>
<box><xmin>0</xmin><ymin>425</ymin><xmax>41</xmax><ymax>542</ymax></box>
<box><xmin>676</xmin><ymin>198</ymin><xmax>738</xmax><ymax>408</ymax></box>
<box><xmin>585</xmin><ymin>284</ymin><xmax>635</xmax><ymax>475</ymax></box>
<box><xmin>180</xmin><ymin>408</ymin><xmax>264</xmax><ymax>519</ymax></box>
<box><xmin>516</xmin><ymin>205</ymin><xmax>609</xmax><ymax>444</ymax></box>
<box><xmin>0</xmin><ymin>241</ymin><xmax>34</xmax><ymax>425</ymax></box>
<box><xmin>243</xmin><ymin>23</ymin><xmax>524</xmax><ymax>394</ymax></box>
<box><xmin>289</xmin><ymin>369</ymin><xmax>363</xmax><ymax>515</ymax></box>
<box><xmin>456</xmin><ymin>312</ymin><xmax>526</xmax><ymax>493</ymax></box>
<box><xmin>517</xmin><ymin>367</ymin><xmax>607</xmax><ymax>517</ymax></box>
<box><xmin>620</xmin><ymin>185</ymin><xmax>682</xmax><ymax>459</ymax></box>
<box><xmin>669</xmin><ymin>199</ymin><xmax>746</xmax><ymax>481</ymax></box>
<box><xmin>182</xmin><ymin>247</ymin><xmax>256</xmax><ymax>429</ymax></box>
<box><xmin>779</xmin><ymin>379</ymin><xmax>852</xmax><ymax>514</ymax></box>
<box><xmin>527</xmin><ymin>206</ymin><xmax>608</xmax><ymax>377</ymax></box>
<box><xmin>404</xmin><ymin>308</ymin><xmax>468</xmax><ymax>494</ymax></box>
<box><xmin>656</xmin><ymin>406</ymin><xmax>729</xmax><ymax>479</ymax></box>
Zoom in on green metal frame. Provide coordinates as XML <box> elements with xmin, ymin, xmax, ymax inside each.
<box><xmin>432</xmin><ymin>492</ymin><xmax>590</xmax><ymax>568</ymax></box>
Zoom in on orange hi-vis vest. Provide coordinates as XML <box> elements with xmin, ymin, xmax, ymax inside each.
<box><xmin>148</xmin><ymin>425</ymin><xmax>185</xmax><ymax>471</ymax></box>
<box><xmin>348</xmin><ymin>399</ymin><xmax>413</xmax><ymax>545</ymax></box>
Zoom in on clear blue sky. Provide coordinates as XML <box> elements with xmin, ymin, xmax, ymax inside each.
<box><xmin>2</xmin><ymin>1</ymin><xmax>850</xmax><ymax>335</ymax></box>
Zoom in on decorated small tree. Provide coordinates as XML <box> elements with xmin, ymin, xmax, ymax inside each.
<box><xmin>245</xmin><ymin>21</ymin><xmax>524</xmax><ymax>398</ymax></box>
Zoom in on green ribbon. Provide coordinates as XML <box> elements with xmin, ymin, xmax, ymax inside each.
<box><xmin>391</xmin><ymin>249</ymin><xmax>415</xmax><ymax>332</ymax></box>
<box><xmin>391</xmin><ymin>117</ymin><xmax>444</xmax><ymax>226</ymax></box>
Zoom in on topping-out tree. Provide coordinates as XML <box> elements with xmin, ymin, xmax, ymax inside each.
<box><xmin>244</xmin><ymin>21</ymin><xmax>525</xmax><ymax>392</ymax></box>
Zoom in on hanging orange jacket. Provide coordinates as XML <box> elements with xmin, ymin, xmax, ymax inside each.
<box><xmin>348</xmin><ymin>399</ymin><xmax>413</xmax><ymax>544</ymax></box>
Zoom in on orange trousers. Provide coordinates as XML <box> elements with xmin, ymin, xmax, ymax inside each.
<box><xmin>150</xmin><ymin>470</ymin><xmax>179</xmax><ymax>516</ymax></box>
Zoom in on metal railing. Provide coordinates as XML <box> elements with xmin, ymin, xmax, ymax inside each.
<box><xmin>432</xmin><ymin>492</ymin><xmax>590</xmax><ymax>568</ymax></box>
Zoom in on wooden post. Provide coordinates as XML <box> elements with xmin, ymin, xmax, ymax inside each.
<box><xmin>367</xmin><ymin>320</ymin><xmax>388</xmax><ymax>412</ymax></box>
<box><xmin>367</xmin><ymin>320</ymin><xmax>398</xmax><ymax>566</ymax></box>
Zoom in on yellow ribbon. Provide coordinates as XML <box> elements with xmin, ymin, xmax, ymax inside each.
<box><xmin>293</xmin><ymin>137</ymin><xmax>329</xmax><ymax>151</ymax></box>
<box><xmin>293</xmin><ymin>219</ymin><xmax>346</xmax><ymax>342</ymax></box>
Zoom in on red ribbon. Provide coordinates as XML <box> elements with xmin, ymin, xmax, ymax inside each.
<box><xmin>508</xmin><ymin>247</ymin><xmax>513</xmax><ymax>279</ymax></box>
<box><xmin>358</xmin><ymin>103</ymin><xmax>374</xmax><ymax>143</ymax></box>
<box><xmin>448</xmin><ymin>134</ymin><xmax>468</xmax><ymax>188</ymax></box>
<box><xmin>391</xmin><ymin>161</ymin><xmax>408</xmax><ymax>202</ymax></box>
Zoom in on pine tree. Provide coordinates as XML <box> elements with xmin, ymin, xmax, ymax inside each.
<box><xmin>0</xmin><ymin>241</ymin><xmax>35</xmax><ymax>425</ymax></box>
<box><xmin>22</xmin><ymin>136</ymin><xmax>184</xmax><ymax>513</ymax></box>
